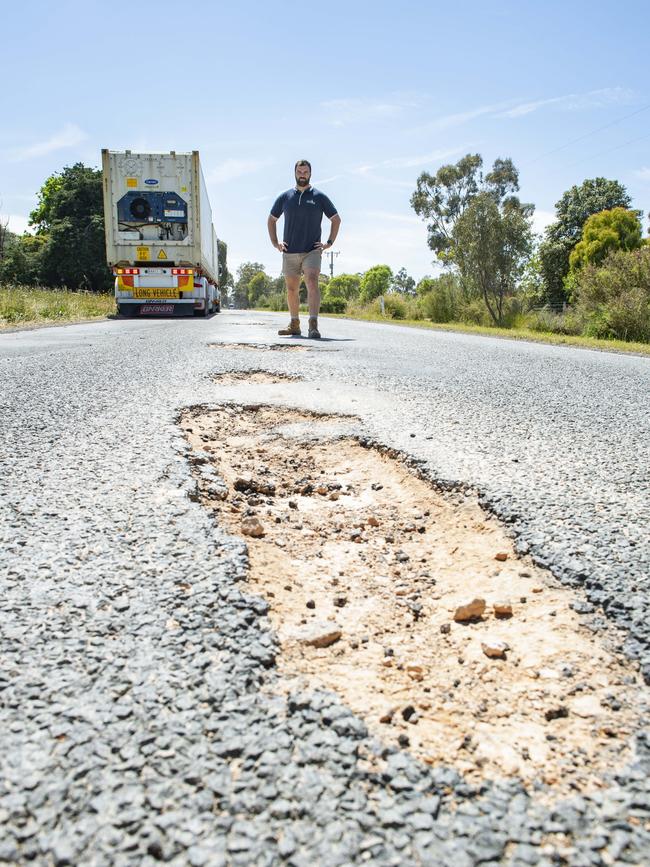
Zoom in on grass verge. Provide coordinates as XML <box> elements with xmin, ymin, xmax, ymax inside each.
<box><xmin>314</xmin><ymin>309</ymin><xmax>650</xmax><ymax>357</ymax></box>
<box><xmin>0</xmin><ymin>284</ymin><xmax>114</xmax><ymax>329</ymax></box>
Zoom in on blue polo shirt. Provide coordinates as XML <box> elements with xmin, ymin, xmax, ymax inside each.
<box><xmin>270</xmin><ymin>187</ymin><xmax>338</xmax><ymax>254</ymax></box>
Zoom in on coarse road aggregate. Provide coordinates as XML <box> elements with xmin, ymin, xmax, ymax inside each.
<box><xmin>1</xmin><ymin>310</ymin><xmax>649</xmax><ymax>866</ymax></box>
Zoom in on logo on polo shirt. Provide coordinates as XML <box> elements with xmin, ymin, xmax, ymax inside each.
<box><xmin>306</xmin><ymin>199</ymin><xmax>315</xmax><ymax>205</ymax></box>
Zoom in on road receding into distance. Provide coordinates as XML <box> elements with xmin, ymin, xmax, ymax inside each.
<box><xmin>1</xmin><ymin>311</ymin><xmax>648</xmax><ymax>866</ymax></box>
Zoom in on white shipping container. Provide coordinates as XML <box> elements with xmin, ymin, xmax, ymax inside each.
<box><xmin>102</xmin><ymin>149</ymin><xmax>218</xmax><ymax>284</ymax></box>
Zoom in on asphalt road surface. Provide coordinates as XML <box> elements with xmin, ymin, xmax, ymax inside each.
<box><xmin>1</xmin><ymin>311</ymin><xmax>649</xmax><ymax>866</ymax></box>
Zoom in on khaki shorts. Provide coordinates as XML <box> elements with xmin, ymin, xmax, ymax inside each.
<box><xmin>282</xmin><ymin>249</ymin><xmax>322</xmax><ymax>277</ymax></box>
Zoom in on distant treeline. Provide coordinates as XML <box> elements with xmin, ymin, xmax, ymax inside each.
<box><xmin>1</xmin><ymin>155</ymin><xmax>649</xmax><ymax>342</ymax></box>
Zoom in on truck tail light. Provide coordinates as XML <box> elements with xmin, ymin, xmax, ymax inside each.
<box><xmin>172</xmin><ymin>268</ymin><xmax>193</xmax><ymax>275</ymax></box>
<box><xmin>115</xmin><ymin>268</ymin><xmax>140</xmax><ymax>275</ymax></box>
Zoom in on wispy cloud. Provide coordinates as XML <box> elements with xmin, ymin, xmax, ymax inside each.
<box><xmin>635</xmin><ymin>167</ymin><xmax>650</xmax><ymax>181</ymax></box>
<box><xmin>11</xmin><ymin>123</ymin><xmax>88</xmax><ymax>161</ymax></box>
<box><xmin>312</xmin><ymin>175</ymin><xmax>343</xmax><ymax>186</ymax></box>
<box><xmin>320</xmin><ymin>97</ymin><xmax>415</xmax><ymax>127</ymax></box>
<box><xmin>498</xmin><ymin>87</ymin><xmax>634</xmax><ymax>118</ymax></box>
<box><xmin>347</xmin><ymin>169</ymin><xmax>415</xmax><ymax>190</ymax></box>
<box><xmin>414</xmin><ymin>87</ymin><xmax>636</xmax><ymax>135</ymax></box>
<box><xmin>432</xmin><ymin>102</ymin><xmax>509</xmax><ymax>130</ymax></box>
<box><xmin>348</xmin><ymin>147</ymin><xmax>463</xmax><ymax>189</ymax></box>
<box><xmin>208</xmin><ymin>158</ymin><xmax>274</xmax><ymax>184</ymax></box>
<box><xmin>379</xmin><ymin>146</ymin><xmax>465</xmax><ymax>169</ymax></box>
<box><xmin>499</xmin><ymin>95</ymin><xmax>573</xmax><ymax>118</ymax></box>
<box><xmin>363</xmin><ymin>210</ymin><xmax>421</xmax><ymax>225</ymax></box>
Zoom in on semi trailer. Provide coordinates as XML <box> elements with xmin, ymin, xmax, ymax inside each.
<box><xmin>102</xmin><ymin>149</ymin><xmax>220</xmax><ymax>317</ymax></box>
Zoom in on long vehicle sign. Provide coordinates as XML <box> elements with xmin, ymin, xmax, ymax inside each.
<box><xmin>132</xmin><ymin>289</ymin><xmax>180</xmax><ymax>299</ymax></box>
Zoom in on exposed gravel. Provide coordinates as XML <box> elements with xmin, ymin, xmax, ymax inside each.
<box><xmin>1</xmin><ymin>312</ymin><xmax>649</xmax><ymax>865</ymax></box>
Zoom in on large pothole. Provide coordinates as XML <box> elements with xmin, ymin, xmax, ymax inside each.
<box><xmin>209</xmin><ymin>343</ymin><xmax>308</xmax><ymax>352</ymax></box>
<box><xmin>212</xmin><ymin>370</ymin><xmax>302</xmax><ymax>385</ymax></box>
<box><xmin>181</xmin><ymin>404</ymin><xmax>648</xmax><ymax>797</ymax></box>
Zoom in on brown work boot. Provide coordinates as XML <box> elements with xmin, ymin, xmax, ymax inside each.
<box><xmin>308</xmin><ymin>317</ymin><xmax>321</xmax><ymax>339</ymax></box>
<box><xmin>278</xmin><ymin>318</ymin><xmax>301</xmax><ymax>336</ymax></box>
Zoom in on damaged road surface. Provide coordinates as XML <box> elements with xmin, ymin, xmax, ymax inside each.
<box><xmin>182</xmin><ymin>404</ymin><xmax>647</xmax><ymax>799</ymax></box>
<box><xmin>1</xmin><ymin>311</ymin><xmax>649</xmax><ymax>866</ymax></box>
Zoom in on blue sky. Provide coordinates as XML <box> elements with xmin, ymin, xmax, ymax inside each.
<box><xmin>1</xmin><ymin>0</ymin><xmax>649</xmax><ymax>282</ymax></box>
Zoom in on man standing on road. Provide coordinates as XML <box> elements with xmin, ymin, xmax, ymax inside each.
<box><xmin>267</xmin><ymin>160</ymin><xmax>341</xmax><ymax>339</ymax></box>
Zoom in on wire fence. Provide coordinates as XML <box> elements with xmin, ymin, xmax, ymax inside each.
<box><xmin>529</xmin><ymin>303</ymin><xmax>568</xmax><ymax>314</ymax></box>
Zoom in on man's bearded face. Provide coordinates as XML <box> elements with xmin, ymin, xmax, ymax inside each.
<box><xmin>295</xmin><ymin>165</ymin><xmax>311</xmax><ymax>187</ymax></box>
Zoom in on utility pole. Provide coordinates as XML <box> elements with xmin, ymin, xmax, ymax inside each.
<box><xmin>0</xmin><ymin>202</ymin><xmax>8</xmax><ymax>262</ymax></box>
<box><xmin>323</xmin><ymin>249</ymin><xmax>339</xmax><ymax>278</ymax></box>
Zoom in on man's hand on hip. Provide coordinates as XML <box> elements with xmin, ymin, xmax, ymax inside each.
<box><xmin>274</xmin><ymin>241</ymin><xmax>287</xmax><ymax>252</ymax></box>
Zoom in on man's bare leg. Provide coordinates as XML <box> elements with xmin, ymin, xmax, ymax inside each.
<box><xmin>285</xmin><ymin>274</ymin><xmax>301</xmax><ymax>320</ymax></box>
<box><xmin>304</xmin><ymin>268</ymin><xmax>321</xmax><ymax>338</ymax></box>
<box><xmin>278</xmin><ymin>274</ymin><xmax>302</xmax><ymax>335</ymax></box>
<box><xmin>304</xmin><ymin>269</ymin><xmax>320</xmax><ymax>318</ymax></box>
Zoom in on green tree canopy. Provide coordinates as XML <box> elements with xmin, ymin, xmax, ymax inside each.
<box><xmin>217</xmin><ymin>239</ymin><xmax>232</xmax><ymax>292</ymax></box>
<box><xmin>28</xmin><ymin>163</ymin><xmax>111</xmax><ymax>291</ymax></box>
<box><xmin>236</xmin><ymin>261</ymin><xmax>267</xmax><ymax>286</ymax></box>
<box><xmin>234</xmin><ymin>261</ymin><xmax>267</xmax><ymax>308</ymax></box>
<box><xmin>454</xmin><ymin>193</ymin><xmax>533</xmax><ymax>325</ymax></box>
<box><xmin>518</xmin><ymin>253</ymin><xmax>546</xmax><ymax>307</ymax></box>
<box><xmin>326</xmin><ymin>273</ymin><xmax>361</xmax><ymax>300</ymax></box>
<box><xmin>538</xmin><ymin>177</ymin><xmax>632</xmax><ymax>304</ymax></box>
<box><xmin>359</xmin><ymin>265</ymin><xmax>392</xmax><ymax>303</ymax></box>
<box><xmin>416</xmin><ymin>273</ymin><xmax>459</xmax><ymax>296</ymax></box>
<box><xmin>569</xmin><ymin>207</ymin><xmax>644</xmax><ymax>273</ymax></box>
<box><xmin>391</xmin><ymin>267</ymin><xmax>416</xmax><ymax>295</ymax></box>
<box><xmin>0</xmin><ymin>212</ymin><xmax>12</xmax><ymax>262</ymax></box>
<box><xmin>415</xmin><ymin>277</ymin><xmax>436</xmax><ymax>295</ymax></box>
<box><xmin>248</xmin><ymin>271</ymin><xmax>273</xmax><ymax>306</ymax></box>
<box><xmin>412</xmin><ymin>152</ymin><xmax>533</xmax><ymax>322</ymax></box>
<box><xmin>411</xmin><ymin>154</ymin><xmax>482</xmax><ymax>261</ymax></box>
<box><xmin>550</xmin><ymin>178</ymin><xmax>632</xmax><ymax>244</ymax></box>
<box><xmin>0</xmin><ymin>234</ymin><xmax>47</xmax><ymax>285</ymax></box>
<box><xmin>410</xmin><ymin>153</ymin><xmax>526</xmax><ymax>264</ymax></box>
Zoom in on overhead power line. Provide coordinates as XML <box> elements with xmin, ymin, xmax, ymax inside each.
<box><xmin>563</xmin><ymin>129</ymin><xmax>650</xmax><ymax>170</ymax></box>
<box><xmin>525</xmin><ymin>102</ymin><xmax>650</xmax><ymax>165</ymax></box>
